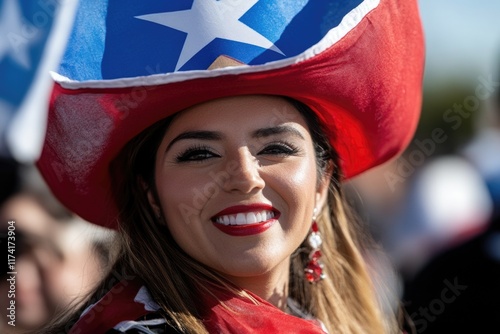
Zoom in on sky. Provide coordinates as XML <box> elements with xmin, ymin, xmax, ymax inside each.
<box><xmin>419</xmin><ymin>1</ymin><xmax>500</xmax><ymax>84</ymax></box>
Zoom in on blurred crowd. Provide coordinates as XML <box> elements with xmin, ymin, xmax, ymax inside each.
<box><xmin>347</xmin><ymin>62</ymin><xmax>500</xmax><ymax>333</ymax></box>
<box><xmin>0</xmin><ymin>164</ymin><xmax>116</xmax><ymax>333</ymax></box>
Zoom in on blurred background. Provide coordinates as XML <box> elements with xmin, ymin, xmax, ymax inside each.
<box><xmin>349</xmin><ymin>0</ymin><xmax>500</xmax><ymax>271</ymax></box>
<box><xmin>347</xmin><ymin>1</ymin><xmax>500</xmax><ymax>333</ymax></box>
<box><xmin>1</xmin><ymin>1</ymin><xmax>500</xmax><ymax>333</ymax></box>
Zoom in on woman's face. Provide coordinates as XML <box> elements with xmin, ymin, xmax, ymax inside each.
<box><xmin>151</xmin><ymin>95</ymin><xmax>330</xmax><ymax>281</ymax></box>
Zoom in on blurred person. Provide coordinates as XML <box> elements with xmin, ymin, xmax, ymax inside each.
<box><xmin>346</xmin><ymin>133</ymin><xmax>493</xmax><ymax>279</ymax></box>
<box><xmin>402</xmin><ymin>65</ymin><xmax>500</xmax><ymax>333</ymax></box>
<box><xmin>386</xmin><ymin>156</ymin><xmax>493</xmax><ymax>278</ymax></box>
<box><xmin>0</xmin><ymin>158</ymin><xmax>20</xmax><ymax>204</ymax></box>
<box><xmin>463</xmin><ymin>80</ymin><xmax>500</xmax><ymax>216</ymax></box>
<box><xmin>0</xmin><ymin>171</ymin><xmax>116</xmax><ymax>333</ymax></box>
<box><xmin>1</xmin><ymin>193</ymin><xmax>58</xmax><ymax>331</ymax></box>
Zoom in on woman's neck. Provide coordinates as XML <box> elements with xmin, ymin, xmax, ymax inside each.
<box><xmin>222</xmin><ymin>259</ymin><xmax>290</xmax><ymax>311</ymax></box>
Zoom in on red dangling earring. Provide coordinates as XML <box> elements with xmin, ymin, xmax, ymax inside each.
<box><xmin>304</xmin><ymin>220</ymin><xmax>326</xmax><ymax>283</ymax></box>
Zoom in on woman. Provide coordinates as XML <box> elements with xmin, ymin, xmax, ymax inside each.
<box><xmin>37</xmin><ymin>0</ymin><xmax>424</xmax><ymax>333</ymax></box>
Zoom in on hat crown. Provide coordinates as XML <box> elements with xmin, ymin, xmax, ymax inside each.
<box><xmin>59</xmin><ymin>0</ymin><xmax>380</xmax><ymax>81</ymax></box>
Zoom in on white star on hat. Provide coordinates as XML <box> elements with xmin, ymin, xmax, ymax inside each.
<box><xmin>136</xmin><ymin>0</ymin><xmax>284</xmax><ymax>71</ymax></box>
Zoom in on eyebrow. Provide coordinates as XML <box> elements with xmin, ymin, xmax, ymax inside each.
<box><xmin>165</xmin><ymin>125</ymin><xmax>305</xmax><ymax>152</ymax></box>
<box><xmin>252</xmin><ymin>125</ymin><xmax>305</xmax><ymax>140</ymax></box>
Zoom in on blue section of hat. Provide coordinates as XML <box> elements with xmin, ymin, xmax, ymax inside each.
<box><xmin>58</xmin><ymin>0</ymin><xmax>365</xmax><ymax>81</ymax></box>
<box><xmin>58</xmin><ymin>0</ymin><xmax>107</xmax><ymax>82</ymax></box>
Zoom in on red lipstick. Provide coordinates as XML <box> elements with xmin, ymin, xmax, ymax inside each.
<box><xmin>211</xmin><ymin>204</ymin><xmax>280</xmax><ymax>237</ymax></box>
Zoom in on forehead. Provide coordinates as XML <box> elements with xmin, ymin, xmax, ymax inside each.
<box><xmin>167</xmin><ymin>95</ymin><xmax>308</xmax><ymax>132</ymax></box>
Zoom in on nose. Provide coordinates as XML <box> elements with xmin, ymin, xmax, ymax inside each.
<box><xmin>223</xmin><ymin>148</ymin><xmax>265</xmax><ymax>194</ymax></box>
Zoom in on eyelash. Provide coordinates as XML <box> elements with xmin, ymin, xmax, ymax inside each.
<box><xmin>258</xmin><ymin>141</ymin><xmax>300</xmax><ymax>156</ymax></box>
<box><xmin>175</xmin><ymin>145</ymin><xmax>220</xmax><ymax>162</ymax></box>
<box><xmin>175</xmin><ymin>141</ymin><xmax>300</xmax><ymax>163</ymax></box>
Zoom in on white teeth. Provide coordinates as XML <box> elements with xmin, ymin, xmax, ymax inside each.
<box><xmin>215</xmin><ymin>210</ymin><xmax>276</xmax><ymax>226</ymax></box>
<box><xmin>246</xmin><ymin>212</ymin><xmax>257</xmax><ymax>224</ymax></box>
<box><xmin>267</xmin><ymin>211</ymin><xmax>274</xmax><ymax>220</ymax></box>
<box><xmin>236</xmin><ymin>213</ymin><xmax>245</xmax><ymax>225</ymax></box>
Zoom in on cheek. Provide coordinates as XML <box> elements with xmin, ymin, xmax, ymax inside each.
<box><xmin>265</xmin><ymin>156</ymin><xmax>318</xmax><ymax>226</ymax></box>
<box><xmin>292</xmin><ymin>157</ymin><xmax>318</xmax><ymax>188</ymax></box>
<box><xmin>154</xmin><ymin>169</ymin><xmax>222</xmax><ymax>265</ymax></box>
<box><xmin>156</xmin><ymin>174</ymin><xmax>201</xmax><ymax>253</ymax></box>
<box><xmin>156</xmin><ymin>168</ymin><xmax>216</xmax><ymax>225</ymax></box>
<box><xmin>279</xmin><ymin>157</ymin><xmax>318</xmax><ymax>203</ymax></box>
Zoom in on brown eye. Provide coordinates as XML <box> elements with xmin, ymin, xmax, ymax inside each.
<box><xmin>259</xmin><ymin>142</ymin><xmax>299</xmax><ymax>156</ymax></box>
<box><xmin>176</xmin><ymin>146</ymin><xmax>220</xmax><ymax>162</ymax></box>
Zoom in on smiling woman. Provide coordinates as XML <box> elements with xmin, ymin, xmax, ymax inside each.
<box><xmin>100</xmin><ymin>95</ymin><xmax>384</xmax><ymax>333</ymax></box>
<box><xmin>36</xmin><ymin>0</ymin><xmax>424</xmax><ymax>333</ymax></box>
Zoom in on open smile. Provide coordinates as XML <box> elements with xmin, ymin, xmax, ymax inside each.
<box><xmin>214</xmin><ymin>210</ymin><xmax>276</xmax><ymax>225</ymax></box>
<box><xmin>211</xmin><ymin>204</ymin><xmax>281</xmax><ymax>236</ymax></box>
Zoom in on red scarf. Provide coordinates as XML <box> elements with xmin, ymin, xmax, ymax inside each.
<box><xmin>69</xmin><ymin>279</ymin><xmax>327</xmax><ymax>333</ymax></box>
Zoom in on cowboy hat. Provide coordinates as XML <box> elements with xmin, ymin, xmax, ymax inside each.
<box><xmin>37</xmin><ymin>0</ymin><xmax>424</xmax><ymax>228</ymax></box>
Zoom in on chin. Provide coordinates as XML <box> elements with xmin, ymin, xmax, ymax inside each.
<box><xmin>216</xmin><ymin>256</ymin><xmax>286</xmax><ymax>279</ymax></box>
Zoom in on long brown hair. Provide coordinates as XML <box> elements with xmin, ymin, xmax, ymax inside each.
<box><xmin>45</xmin><ymin>96</ymin><xmax>398</xmax><ymax>333</ymax></box>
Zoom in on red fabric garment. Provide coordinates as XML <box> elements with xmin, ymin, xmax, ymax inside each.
<box><xmin>201</xmin><ymin>285</ymin><xmax>326</xmax><ymax>333</ymax></box>
<box><xmin>69</xmin><ymin>279</ymin><xmax>327</xmax><ymax>334</ymax></box>
<box><xmin>69</xmin><ymin>279</ymin><xmax>151</xmax><ymax>334</ymax></box>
